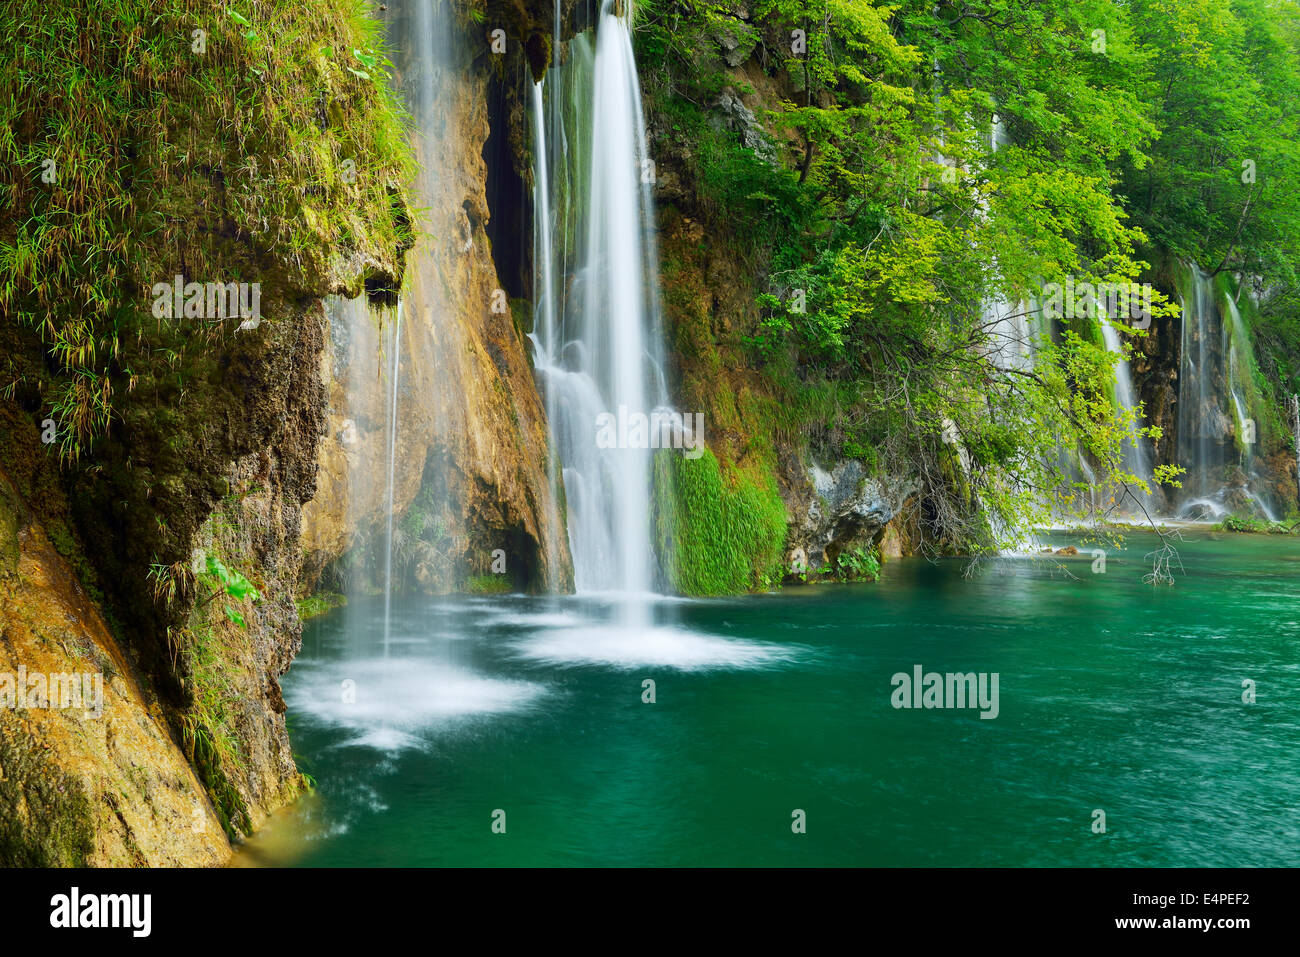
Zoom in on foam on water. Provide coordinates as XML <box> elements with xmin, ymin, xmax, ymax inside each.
<box><xmin>286</xmin><ymin>657</ymin><xmax>546</xmax><ymax>752</ymax></box>
<box><xmin>510</xmin><ymin>624</ymin><xmax>799</xmax><ymax>671</ymax></box>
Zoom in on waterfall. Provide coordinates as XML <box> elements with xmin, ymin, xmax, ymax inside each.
<box><xmin>530</xmin><ymin>83</ymin><xmax>565</xmax><ymax>585</ymax></box>
<box><xmin>1223</xmin><ymin>296</ymin><xmax>1276</xmax><ymax>520</ymax></box>
<box><xmin>321</xmin><ymin>293</ymin><xmax>398</xmax><ymax>657</ymax></box>
<box><xmin>530</xmin><ymin>4</ymin><xmax>669</xmax><ymax>608</ymax></box>
<box><xmin>1099</xmin><ymin>317</ymin><xmax>1158</xmax><ymax>514</ymax></box>
<box><xmin>1175</xmin><ymin>264</ymin><xmax>1274</xmax><ymax>520</ymax></box>
<box><xmin>382</xmin><ymin>301</ymin><xmax>402</xmax><ymax>656</ymax></box>
<box><xmin>982</xmin><ymin>116</ymin><xmax>1035</xmax><ymax>373</ymax></box>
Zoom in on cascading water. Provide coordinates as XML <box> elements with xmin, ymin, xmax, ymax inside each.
<box><xmin>1099</xmin><ymin>317</ymin><xmax>1158</xmax><ymax>514</ymax></box>
<box><xmin>981</xmin><ymin>116</ymin><xmax>1036</xmax><ymax>374</ymax></box>
<box><xmin>530</xmin><ymin>4</ymin><xmax>669</xmax><ymax>612</ymax></box>
<box><xmin>1223</xmin><ymin>296</ymin><xmax>1276</xmax><ymax>521</ymax></box>
<box><xmin>1176</xmin><ymin>265</ymin><xmax>1274</xmax><ymax>520</ymax></box>
<box><xmin>530</xmin><ymin>82</ymin><xmax>565</xmax><ymax>585</ymax></box>
<box><xmin>321</xmin><ymin>293</ymin><xmax>399</xmax><ymax>659</ymax></box>
<box><xmin>382</xmin><ymin>301</ymin><xmax>402</xmax><ymax>656</ymax></box>
<box><xmin>1290</xmin><ymin>393</ymin><xmax>1300</xmax><ymax>482</ymax></box>
<box><xmin>1177</xmin><ymin>265</ymin><xmax>1215</xmax><ymax>512</ymax></box>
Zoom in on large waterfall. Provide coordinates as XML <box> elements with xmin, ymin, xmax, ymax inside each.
<box><xmin>1175</xmin><ymin>265</ymin><xmax>1275</xmax><ymax>520</ymax></box>
<box><xmin>530</xmin><ymin>3</ymin><xmax>669</xmax><ymax>603</ymax></box>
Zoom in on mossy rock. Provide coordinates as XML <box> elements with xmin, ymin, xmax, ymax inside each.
<box><xmin>0</xmin><ymin>724</ymin><xmax>95</xmax><ymax>867</ymax></box>
<box><xmin>0</xmin><ymin>473</ymin><xmax>23</xmax><ymax>580</ymax></box>
<box><xmin>655</xmin><ymin>447</ymin><xmax>787</xmax><ymax>595</ymax></box>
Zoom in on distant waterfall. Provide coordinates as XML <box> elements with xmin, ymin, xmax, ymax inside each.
<box><xmin>982</xmin><ymin>116</ymin><xmax>1036</xmax><ymax>373</ymax></box>
<box><xmin>530</xmin><ymin>4</ymin><xmax>670</xmax><ymax>603</ymax></box>
<box><xmin>1223</xmin><ymin>296</ymin><xmax>1275</xmax><ymax>520</ymax></box>
<box><xmin>1099</xmin><ymin>317</ymin><xmax>1158</xmax><ymax>514</ymax></box>
<box><xmin>1175</xmin><ymin>264</ymin><xmax>1275</xmax><ymax>520</ymax></box>
<box><xmin>1290</xmin><ymin>394</ymin><xmax>1300</xmax><ymax>485</ymax></box>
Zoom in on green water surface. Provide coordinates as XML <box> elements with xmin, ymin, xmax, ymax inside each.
<box><xmin>235</xmin><ymin>530</ymin><xmax>1300</xmax><ymax>867</ymax></box>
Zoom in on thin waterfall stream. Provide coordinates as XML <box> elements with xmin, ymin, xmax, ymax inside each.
<box><xmin>382</xmin><ymin>301</ymin><xmax>402</xmax><ymax>657</ymax></box>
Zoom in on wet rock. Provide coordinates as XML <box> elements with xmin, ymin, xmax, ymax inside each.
<box><xmin>783</xmin><ymin>459</ymin><xmax>919</xmax><ymax>574</ymax></box>
<box><xmin>302</xmin><ymin>14</ymin><xmax>572</xmax><ymax>596</ymax></box>
<box><xmin>0</xmin><ymin>493</ymin><xmax>230</xmax><ymax>866</ymax></box>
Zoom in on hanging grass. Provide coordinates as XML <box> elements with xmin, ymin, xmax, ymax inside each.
<box><xmin>0</xmin><ymin>0</ymin><xmax>416</xmax><ymax>462</ymax></box>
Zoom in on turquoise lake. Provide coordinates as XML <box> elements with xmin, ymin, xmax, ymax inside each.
<box><xmin>234</xmin><ymin>530</ymin><xmax>1300</xmax><ymax>867</ymax></box>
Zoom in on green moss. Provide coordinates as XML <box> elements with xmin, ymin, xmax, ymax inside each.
<box><xmin>172</xmin><ymin>531</ymin><xmax>263</xmax><ymax>840</ymax></box>
<box><xmin>510</xmin><ymin>296</ymin><xmax>534</xmax><ymax>339</ymax></box>
<box><xmin>465</xmin><ymin>574</ymin><xmax>512</xmax><ymax>595</ymax></box>
<box><xmin>1217</xmin><ymin>514</ymin><xmax>1297</xmax><ymax>534</ymax></box>
<box><xmin>297</xmin><ymin>591</ymin><xmax>346</xmax><ymax>621</ymax></box>
<box><xmin>0</xmin><ymin>475</ymin><xmax>20</xmax><ymax>579</ymax></box>
<box><xmin>655</xmin><ymin>448</ymin><xmax>787</xmax><ymax>596</ymax></box>
<box><xmin>0</xmin><ymin>727</ymin><xmax>95</xmax><ymax>866</ymax></box>
<box><xmin>45</xmin><ymin>519</ymin><xmax>75</xmax><ymax>559</ymax></box>
<box><xmin>178</xmin><ymin>612</ymin><xmax>253</xmax><ymax>841</ymax></box>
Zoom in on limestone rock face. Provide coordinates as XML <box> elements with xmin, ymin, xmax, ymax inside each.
<box><xmin>0</xmin><ymin>0</ymin><xmax>416</xmax><ymax>864</ymax></box>
<box><xmin>783</xmin><ymin>460</ymin><xmax>919</xmax><ymax>571</ymax></box>
<box><xmin>0</xmin><ymin>469</ymin><xmax>228</xmax><ymax>866</ymax></box>
<box><xmin>301</xmin><ymin>1</ymin><xmax>573</xmax><ymax>595</ymax></box>
<box><xmin>712</xmin><ymin>88</ymin><xmax>774</xmax><ymax>161</ymax></box>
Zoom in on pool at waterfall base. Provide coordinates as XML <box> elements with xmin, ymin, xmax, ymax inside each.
<box><xmin>233</xmin><ymin>530</ymin><xmax>1300</xmax><ymax>867</ymax></box>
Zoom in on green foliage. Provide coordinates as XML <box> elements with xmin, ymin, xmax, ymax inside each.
<box><xmin>176</xmin><ymin>614</ymin><xmax>251</xmax><ymax>840</ymax></box>
<box><xmin>1218</xmin><ymin>514</ymin><xmax>1296</xmax><ymax>534</ymax></box>
<box><xmin>206</xmin><ymin>554</ymin><xmax>260</xmax><ymax>603</ymax></box>
<box><xmin>636</xmin><ymin>0</ymin><xmax>1300</xmax><ymax>558</ymax></box>
<box><xmin>201</xmin><ymin>553</ymin><xmax>261</xmax><ymax>630</ymax></box>
<box><xmin>655</xmin><ymin>449</ymin><xmax>787</xmax><ymax>595</ymax></box>
<box><xmin>0</xmin><ymin>0</ymin><xmax>415</xmax><ymax>462</ymax></box>
<box><xmin>466</xmin><ymin>574</ymin><xmax>512</xmax><ymax>595</ymax></box>
<box><xmin>1121</xmin><ymin>0</ymin><xmax>1300</xmax><ymax>284</ymax></box>
<box><xmin>834</xmin><ymin>545</ymin><xmax>880</xmax><ymax>582</ymax></box>
<box><xmin>171</xmin><ymin>545</ymin><xmax>263</xmax><ymax>838</ymax></box>
<box><xmin>297</xmin><ymin>591</ymin><xmax>346</xmax><ymax>621</ymax></box>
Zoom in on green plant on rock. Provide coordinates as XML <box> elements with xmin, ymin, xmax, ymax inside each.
<box><xmin>466</xmin><ymin>574</ymin><xmax>511</xmax><ymax>596</ymax></box>
<box><xmin>176</xmin><ymin>611</ymin><xmax>251</xmax><ymax>840</ymax></box>
<box><xmin>0</xmin><ymin>0</ymin><xmax>415</xmax><ymax>463</ymax></box>
<box><xmin>200</xmin><ymin>553</ymin><xmax>261</xmax><ymax>629</ymax></box>
<box><xmin>836</xmin><ymin>545</ymin><xmax>881</xmax><ymax>582</ymax></box>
